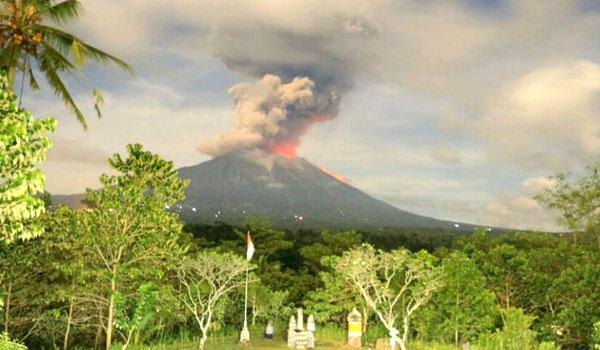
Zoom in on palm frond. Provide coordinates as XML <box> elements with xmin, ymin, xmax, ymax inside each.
<box><xmin>70</xmin><ymin>39</ymin><xmax>84</xmax><ymax>68</ymax></box>
<box><xmin>92</xmin><ymin>87</ymin><xmax>103</xmax><ymax>119</ymax></box>
<box><xmin>34</xmin><ymin>0</ymin><xmax>82</xmax><ymax>25</ymax></box>
<box><xmin>38</xmin><ymin>48</ymin><xmax>87</xmax><ymax>130</ymax></box>
<box><xmin>39</xmin><ymin>41</ymin><xmax>75</xmax><ymax>71</ymax></box>
<box><xmin>0</xmin><ymin>47</ymin><xmax>17</xmax><ymax>68</ymax></box>
<box><xmin>34</xmin><ymin>24</ymin><xmax>133</xmax><ymax>73</ymax></box>
<box><xmin>27</xmin><ymin>65</ymin><xmax>39</xmax><ymax>90</ymax></box>
<box><xmin>77</xmin><ymin>40</ymin><xmax>133</xmax><ymax>74</ymax></box>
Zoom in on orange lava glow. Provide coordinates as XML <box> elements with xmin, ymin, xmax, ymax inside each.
<box><xmin>318</xmin><ymin>165</ymin><xmax>351</xmax><ymax>184</ymax></box>
<box><xmin>265</xmin><ymin>114</ymin><xmax>335</xmax><ymax>159</ymax></box>
<box><xmin>268</xmin><ymin>142</ymin><xmax>298</xmax><ymax>159</ymax></box>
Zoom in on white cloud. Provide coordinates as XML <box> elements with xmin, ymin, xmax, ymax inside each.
<box><xmin>462</xmin><ymin>61</ymin><xmax>600</xmax><ymax>171</ymax></box>
<box><xmin>480</xmin><ymin>177</ymin><xmax>562</xmax><ymax>231</ymax></box>
<box><xmin>432</xmin><ymin>146</ymin><xmax>461</xmax><ymax>165</ymax></box>
<box><xmin>36</xmin><ymin>77</ymin><xmax>234</xmax><ymax>194</ymax></box>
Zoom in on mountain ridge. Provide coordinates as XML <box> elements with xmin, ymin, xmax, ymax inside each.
<box><xmin>51</xmin><ymin>149</ymin><xmax>476</xmax><ymax>231</ymax></box>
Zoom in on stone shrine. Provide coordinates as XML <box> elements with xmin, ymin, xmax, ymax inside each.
<box><xmin>287</xmin><ymin>308</ymin><xmax>315</xmax><ymax>349</ymax></box>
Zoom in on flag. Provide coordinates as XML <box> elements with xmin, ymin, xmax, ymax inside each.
<box><xmin>246</xmin><ymin>231</ymin><xmax>255</xmax><ymax>260</ymax></box>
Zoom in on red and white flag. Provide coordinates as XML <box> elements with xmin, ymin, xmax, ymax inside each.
<box><xmin>246</xmin><ymin>231</ymin><xmax>255</xmax><ymax>260</ymax></box>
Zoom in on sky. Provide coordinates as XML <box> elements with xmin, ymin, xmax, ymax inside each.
<box><xmin>23</xmin><ymin>0</ymin><xmax>600</xmax><ymax>231</ymax></box>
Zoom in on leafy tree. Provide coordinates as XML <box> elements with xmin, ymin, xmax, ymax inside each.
<box><xmin>176</xmin><ymin>251</ymin><xmax>250</xmax><ymax>350</ymax></box>
<box><xmin>306</xmin><ymin>255</ymin><xmax>368</xmax><ymax>327</ymax></box>
<box><xmin>430</xmin><ymin>251</ymin><xmax>497</xmax><ymax>346</ymax></box>
<box><xmin>41</xmin><ymin>206</ymin><xmax>93</xmax><ymax>350</ymax></box>
<box><xmin>550</xmin><ymin>254</ymin><xmax>600</xmax><ymax>348</ymax></box>
<box><xmin>0</xmin><ymin>0</ymin><xmax>132</xmax><ymax>128</ymax></box>
<box><xmin>479</xmin><ymin>308</ymin><xmax>537</xmax><ymax>350</ymax></box>
<box><xmin>230</xmin><ymin>216</ymin><xmax>293</xmax><ymax>261</ymax></box>
<box><xmin>0</xmin><ymin>240</ymin><xmax>45</xmax><ymax>339</ymax></box>
<box><xmin>77</xmin><ymin>144</ymin><xmax>188</xmax><ymax>350</ymax></box>
<box><xmin>113</xmin><ymin>283</ymin><xmax>160</xmax><ymax>350</ymax></box>
<box><xmin>479</xmin><ymin>244</ymin><xmax>530</xmax><ymax>309</ymax></box>
<box><xmin>249</xmin><ymin>284</ymin><xmax>289</xmax><ymax>325</ymax></box>
<box><xmin>537</xmin><ymin>163</ymin><xmax>600</xmax><ymax>249</ymax></box>
<box><xmin>335</xmin><ymin>244</ymin><xmax>442</xmax><ymax>350</ymax></box>
<box><xmin>0</xmin><ymin>70</ymin><xmax>55</xmax><ymax>243</ymax></box>
<box><xmin>300</xmin><ymin>230</ymin><xmax>361</xmax><ymax>273</ymax></box>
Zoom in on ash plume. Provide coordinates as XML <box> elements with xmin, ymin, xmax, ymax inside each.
<box><xmin>197</xmin><ymin>5</ymin><xmax>375</xmax><ymax>157</ymax></box>
<box><xmin>198</xmin><ymin>74</ymin><xmax>340</xmax><ymax>158</ymax></box>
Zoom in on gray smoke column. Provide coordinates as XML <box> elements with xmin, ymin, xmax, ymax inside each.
<box><xmin>198</xmin><ymin>74</ymin><xmax>340</xmax><ymax>158</ymax></box>
<box><xmin>196</xmin><ymin>3</ymin><xmax>380</xmax><ymax>157</ymax></box>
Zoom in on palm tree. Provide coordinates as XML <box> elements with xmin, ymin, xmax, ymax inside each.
<box><xmin>0</xmin><ymin>0</ymin><xmax>132</xmax><ymax>129</ymax></box>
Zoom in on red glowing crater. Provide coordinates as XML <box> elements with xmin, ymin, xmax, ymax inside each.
<box><xmin>264</xmin><ymin>114</ymin><xmax>335</xmax><ymax>159</ymax></box>
<box><xmin>266</xmin><ymin>142</ymin><xmax>298</xmax><ymax>159</ymax></box>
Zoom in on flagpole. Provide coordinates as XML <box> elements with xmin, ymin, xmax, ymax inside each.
<box><xmin>244</xmin><ymin>261</ymin><xmax>249</xmax><ymax>328</ymax></box>
<box><xmin>240</xmin><ymin>231</ymin><xmax>252</xmax><ymax>343</ymax></box>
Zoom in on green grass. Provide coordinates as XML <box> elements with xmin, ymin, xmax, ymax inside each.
<box><xmin>121</xmin><ymin>338</ymin><xmax>352</xmax><ymax>350</ymax></box>
<box><xmin>115</xmin><ymin>324</ymin><xmax>475</xmax><ymax>350</ymax></box>
<box><xmin>120</xmin><ymin>336</ymin><xmax>470</xmax><ymax>350</ymax></box>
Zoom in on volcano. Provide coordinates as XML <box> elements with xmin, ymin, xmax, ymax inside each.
<box><xmin>51</xmin><ymin>149</ymin><xmax>473</xmax><ymax>230</ymax></box>
<box><xmin>173</xmin><ymin>149</ymin><xmax>470</xmax><ymax>230</ymax></box>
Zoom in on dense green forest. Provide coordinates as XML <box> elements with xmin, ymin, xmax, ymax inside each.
<box><xmin>3</xmin><ymin>203</ymin><xmax>600</xmax><ymax>350</ymax></box>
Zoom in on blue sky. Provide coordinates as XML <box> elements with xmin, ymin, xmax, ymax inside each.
<box><xmin>24</xmin><ymin>0</ymin><xmax>600</xmax><ymax>231</ymax></box>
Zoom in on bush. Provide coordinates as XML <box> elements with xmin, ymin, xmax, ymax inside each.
<box><xmin>479</xmin><ymin>308</ymin><xmax>537</xmax><ymax>350</ymax></box>
<box><xmin>0</xmin><ymin>333</ymin><xmax>27</xmax><ymax>350</ymax></box>
<box><xmin>593</xmin><ymin>321</ymin><xmax>600</xmax><ymax>350</ymax></box>
<box><xmin>538</xmin><ymin>341</ymin><xmax>559</xmax><ymax>350</ymax></box>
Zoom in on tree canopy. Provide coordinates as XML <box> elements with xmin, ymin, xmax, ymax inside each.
<box><xmin>0</xmin><ymin>69</ymin><xmax>54</xmax><ymax>243</ymax></box>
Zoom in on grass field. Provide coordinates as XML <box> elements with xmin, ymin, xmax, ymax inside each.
<box><xmin>122</xmin><ymin>336</ymin><xmax>461</xmax><ymax>350</ymax></box>
<box><xmin>147</xmin><ymin>339</ymin><xmax>353</xmax><ymax>350</ymax></box>
<box><xmin>117</xmin><ymin>324</ymin><xmax>463</xmax><ymax>350</ymax></box>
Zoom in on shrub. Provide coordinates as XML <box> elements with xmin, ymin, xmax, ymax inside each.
<box><xmin>479</xmin><ymin>308</ymin><xmax>537</xmax><ymax>350</ymax></box>
<box><xmin>0</xmin><ymin>333</ymin><xmax>27</xmax><ymax>350</ymax></box>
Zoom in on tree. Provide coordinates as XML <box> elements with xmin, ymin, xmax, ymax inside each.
<box><xmin>300</xmin><ymin>230</ymin><xmax>361</xmax><ymax>273</ymax></box>
<box><xmin>41</xmin><ymin>206</ymin><xmax>93</xmax><ymax>350</ymax></box>
<box><xmin>249</xmin><ymin>284</ymin><xmax>289</xmax><ymax>325</ymax></box>
<box><xmin>176</xmin><ymin>252</ymin><xmax>250</xmax><ymax>350</ymax></box>
<box><xmin>335</xmin><ymin>244</ymin><xmax>442</xmax><ymax>350</ymax></box>
<box><xmin>0</xmin><ymin>0</ymin><xmax>132</xmax><ymax>128</ymax></box>
<box><xmin>305</xmin><ymin>254</ymin><xmax>370</xmax><ymax>329</ymax></box>
<box><xmin>479</xmin><ymin>244</ymin><xmax>530</xmax><ymax>309</ymax></box>
<box><xmin>0</xmin><ymin>239</ymin><xmax>48</xmax><ymax>341</ymax></box>
<box><xmin>78</xmin><ymin>144</ymin><xmax>188</xmax><ymax>350</ymax></box>
<box><xmin>431</xmin><ymin>251</ymin><xmax>497</xmax><ymax>346</ymax></box>
<box><xmin>0</xmin><ymin>70</ymin><xmax>55</xmax><ymax>243</ymax></box>
<box><xmin>113</xmin><ymin>283</ymin><xmax>160</xmax><ymax>350</ymax></box>
<box><xmin>231</xmin><ymin>216</ymin><xmax>293</xmax><ymax>261</ymax></box>
<box><xmin>549</xmin><ymin>253</ymin><xmax>600</xmax><ymax>348</ymax></box>
<box><xmin>537</xmin><ymin>163</ymin><xmax>600</xmax><ymax>249</ymax></box>
<box><xmin>479</xmin><ymin>308</ymin><xmax>537</xmax><ymax>350</ymax></box>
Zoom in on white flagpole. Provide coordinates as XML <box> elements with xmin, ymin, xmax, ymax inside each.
<box><xmin>244</xmin><ymin>261</ymin><xmax>249</xmax><ymax>328</ymax></box>
<box><xmin>240</xmin><ymin>231</ymin><xmax>251</xmax><ymax>342</ymax></box>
